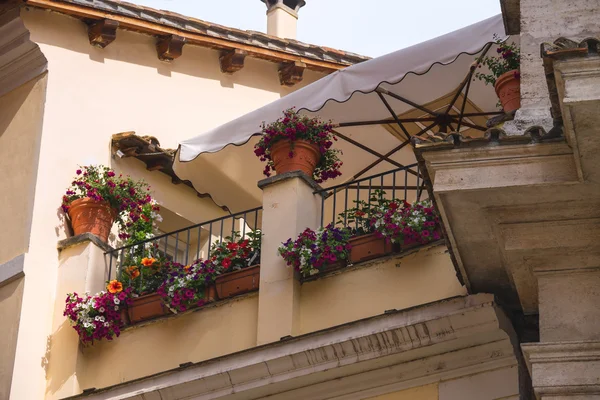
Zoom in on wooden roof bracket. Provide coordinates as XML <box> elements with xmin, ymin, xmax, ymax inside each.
<box><xmin>219</xmin><ymin>49</ymin><xmax>247</xmax><ymax>74</ymax></box>
<box><xmin>156</xmin><ymin>34</ymin><xmax>186</xmax><ymax>61</ymax></box>
<box><xmin>279</xmin><ymin>61</ymin><xmax>306</xmax><ymax>86</ymax></box>
<box><xmin>87</xmin><ymin>19</ymin><xmax>119</xmax><ymax>48</ymax></box>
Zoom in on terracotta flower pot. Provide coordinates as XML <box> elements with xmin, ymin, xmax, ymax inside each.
<box><xmin>270</xmin><ymin>139</ymin><xmax>321</xmax><ymax>178</ymax></box>
<box><xmin>127</xmin><ymin>292</ymin><xmax>168</xmax><ymax>323</ymax></box>
<box><xmin>204</xmin><ymin>284</ymin><xmax>217</xmax><ymax>302</ymax></box>
<box><xmin>67</xmin><ymin>197</ymin><xmax>116</xmax><ymax>242</ymax></box>
<box><xmin>215</xmin><ymin>265</ymin><xmax>260</xmax><ymax>299</ymax></box>
<box><xmin>349</xmin><ymin>233</ymin><xmax>393</xmax><ymax>264</ymax></box>
<box><xmin>494</xmin><ymin>70</ymin><xmax>521</xmax><ymax>113</ymax></box>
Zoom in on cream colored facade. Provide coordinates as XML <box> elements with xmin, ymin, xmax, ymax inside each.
<box><xmin>5</xmin><ymin>0</ymin><xmax>598</xmax><ymax>399</ymax></box>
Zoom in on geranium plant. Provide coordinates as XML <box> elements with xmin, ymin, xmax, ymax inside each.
<box><xmin>254</xmin><ymin>108</ymin><xmax>342</xmax><ymax>183</ymax></box>
<box><xmin>63</xmin><ymin>280</ymin><xmax>133</xmax><ymax>344</ymax></box>
<box><xmin>203</xmin><ymin>230</ymin><xmax>261</xmax><ymax>274</ymax></box>
<box><xmin>475</xmin><ymin>34</ymin><xmax>520</xmax><ymax>85</ymax></box>
<box><xmin>158</xmin><ymin>260</ymin><xmax>218</xmax><ymax>313</ymax></box>
<box><xmin>278</xmin><ymin>224</ymin><xmax>352</xmax><ymax>277</ymax></box>
<box><xmin>337</xmin><ymin>189</ymin><xmax>392</xmax><ymax>236</ymax></box>
<box><xmin>61</xmin><ymin>165</ymin><xmax>160</xmax><ymax>241</ymax></box>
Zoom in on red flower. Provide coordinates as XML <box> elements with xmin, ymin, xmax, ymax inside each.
<box><xmin>226</xmin><ymin>242</ymin><xmax>238</xmax><ymax>251</ymax></box>
<box><xmin>222</xmin><ymin>258</ymin><xmax>232</xmax><ymax>269</ymax></box>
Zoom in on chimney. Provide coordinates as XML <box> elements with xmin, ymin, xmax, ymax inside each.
<box><xmin>261</xmin><ymin>0</ymin><xmax>306</xmax><ymax>40</ymax></box>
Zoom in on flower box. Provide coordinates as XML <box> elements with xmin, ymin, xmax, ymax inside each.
<box><xmin>204</xmin><ymin>284</ymin><xmax>217</xmax><ymax>303</ymax></box>
<box><xmin>215</xmin><ymin>265</ymin><xmax>260</xmax><ymax>299</ymax></box>
<box><xmin>349</xmin><ymin>233</ymin><xmax>393</xmax><ymax>264</ymax></box>
<box><xmin>127</xmin><ymin>292</ymin><xmax>169</xmax><ymax>323</ymax></box>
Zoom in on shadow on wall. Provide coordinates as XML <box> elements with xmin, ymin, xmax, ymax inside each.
<box><xmin>21</xmin><ymin>7</ymin><xmax>311</xmax><ymax>95</ymax></box>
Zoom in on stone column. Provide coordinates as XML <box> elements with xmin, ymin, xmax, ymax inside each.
<box><xmin>504</xmin><ymin>0</ymin><xmax>599</xmax><ymax>135</ymax></box>
<box><xmin>45</xmin><ymin>234</ymin><xmax>113</xmax><ymax>399</ymax></box>
<box><xmin>521</xmin><ymin>51</ymin><xmax>600</xmax><ymax>399</ymax></box>
<box><xmin>256</xmin><ymin>171</ymin><xmax>322</xmax><ymax>345</ymax></box>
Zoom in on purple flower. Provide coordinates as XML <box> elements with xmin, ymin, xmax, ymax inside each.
<box><xmin>76</xmin><ymin>169</ymin><xmax>82</xmax><ymax>175</ymax></box>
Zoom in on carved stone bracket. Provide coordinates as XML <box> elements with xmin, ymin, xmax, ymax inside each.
<box><xmin>156</xmin><ymin>35</ymin><xmax>186</xmax><ymax>62</ymax></box>
<box><xmin>219</xmin><ymin>49</ymin><xmax>247</xmax><ymax>74</ymax></box>
<box><xmin>279</xmin><ymin>61</ymin><xmax>305</xmax><ymax>86</ymax></box>
<box><xmin>87</xmin><ymin>19</ymin><xmax>119</xmax><ymax>48</ymax></box>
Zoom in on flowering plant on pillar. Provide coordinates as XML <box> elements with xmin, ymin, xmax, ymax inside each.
<box><xmin>61</xmin><ymin>165</ymin><xmax>160</xmax><ymax>243</ymax></box>
<box><xmin>475</xmin><ymin>35</ymin><xmax>521</xmax><ymax>112</ymax></box>
<box><xmin>254</xmin><ymin>108</ymin><xmax>342</xmax><ymax>183</ymax></box>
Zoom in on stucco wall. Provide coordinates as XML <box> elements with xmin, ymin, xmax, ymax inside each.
<box><xmin>78</xmin><ymin>294</ymin><xmax>259</xmax><ymax>390</ymax></box>
<box><xmin>300</xmin><ymin>245</ymin><xmax>466</xmax><ymax>334</ymax></box>
<box><xmin>8</xmin><ymin>8</ymin><xmax>326</xmax><ymax>399</ymax></box>
<box><xmin>0</xmin><ymin>277</ymin><xmax>25</xmax><ymax>400</ymax></box>
<box><xmin>365</xmin><ymin>384</ymin><xmax>438</xmax><ymax>400</ymax></box>
<box><xmin>0</xmin><ymin>75</ymin><xmax>46</xmax><ymax>265</ymax></box>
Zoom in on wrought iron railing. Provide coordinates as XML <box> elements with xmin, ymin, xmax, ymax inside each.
<box><xmin>315</xmin><ymin>164</ymin><xmax>428</xmax><ymax>228</ymax></box>
<box><xmin>105</xmin><ymin>207</ymin><xmax>263</xmax><ymax>282</ymax></box>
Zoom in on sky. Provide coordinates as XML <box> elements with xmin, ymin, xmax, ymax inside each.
<box><xmin>125</xmin><ymin>0</ymin><xmax>501</xmax><ymax>57</ymax></box>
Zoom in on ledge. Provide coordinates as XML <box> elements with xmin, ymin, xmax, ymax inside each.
<box><xmin>0</xmin><ymin>253</ymin><xmax>25</xmax><ymax>288</ymax></box>
<box><xmin>299</xmin><ymin>240</ymin><xmax>446</xmax><ymax>283</ymax></box>
<box><xmin>57</xmin><ymin>233</ymin><xmax>114</xmax><ymax>253</ymax></box>
<box><xmin>257</xmin><ymin>170</ymin><xmax>323</xmax><ymax>193</ymax></box>
<box><xmin>65</xmin><ymin>294</ymin><xmax>518</xmax><ymax>400</ymax></box>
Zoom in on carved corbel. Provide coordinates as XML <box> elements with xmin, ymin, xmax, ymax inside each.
<box><xmin>156</xmin><ymin>35</ymin><xmax>186</xmax><ymax>62</ymax></box>
<box><xmin>219</xmin><ymin>49</ymin><xmax>247</xmax><ymax>74</ymax></box>
<box><xmin>279</xmin><ymin>61</ymin><xmax>306</xmax><ymax>86</ymax></box>
<box><xmin>87</xmin><ymin>19</ymin><xmax>119</xmax><ymax>48</ymax></box>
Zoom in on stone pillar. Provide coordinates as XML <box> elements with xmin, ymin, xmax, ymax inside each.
<box><xmin>520</xmin><ymin>50</ymin><xmax>600</xmax><ymax>399</ymax></box>
<box><xmin>45</xmin><ymin>234</ymin><xmax>113</xmax><ymax>399</ymax></box>
<box><xmin>256</xmin><ymin>171</ymin><xmax>321</xmax><ymax>345</ymax></box>
<box><xmin>504</xmin><ymin>0</ymin><xmax>600</xmax><ymax>135</ymax></box>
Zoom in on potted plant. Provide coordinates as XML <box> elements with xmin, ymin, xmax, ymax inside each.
<box><xmin>207</xmin><ymin>230</ymin><xmax>262</xmax><ymax>299</ymax></box>
<box><xmin>63</xmin><ymin>281</ymin><xmax>133</xmax><ymax>344</ymax></box>
<box><xmin>61</xmin><ymin>165</ymin><xmax>158</xmax><ymax>242</ymax></box>
<box><xmin>119</xmin><ymin>256</ymin><xmax>171</xmax><ymax>323</ymax></box>
<box><xmin>158</xmin><ymin>260</ymin><xmax>218</xmax><ymax>313</ymax></box>
<box><xmin>338</xmin><ymin>190</ymin><xmax>397</xmax><ymax>263</ymax></box>
<box><xmin>475</xmin><ymin>35</ymin><xmax>521</xmax><ymax>112</ymax></box>
<box><xmin>373</xmin><ymin>199</ymin><xmax>442</xmax><ymax>249</ymax></box>
<box><xmin>254</xmin><ymin>108</ymin><xmax>342</xmax><ymax>183</ymax></box>
<box><xmin>279</xmin><ymin>224</ymin><xmax>352</xmax><ymax>278</ymax></box>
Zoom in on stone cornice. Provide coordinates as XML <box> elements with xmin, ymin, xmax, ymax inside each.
<box><xmin>66</xmin><ymin>294</ymin><xmax>519</xmax><ymax>400</ymax></box>
<box><xmin>0</xmin><ymin>6</ymin><xmax>47</xmax><ymax>97</ymax></box>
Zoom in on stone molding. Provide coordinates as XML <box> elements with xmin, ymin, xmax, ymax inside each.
<box><xmin>257</xmin><ymin>170</ymin><xmax>322</xmax><ymax>192</ymax></box>
<box><xmin>522</xmin><ymin>341</ymin><xmax>600</xmax><ymax>397</ymax></box>
<box><xmin>0</xmin><ymin>254</ymin><xmax>25</xmax><ymax>288</ymax></box>
<box><xmin>66</xmin><ymin>294</ymin><xmax>520</xmax><ymax>400</ymax></box>
<box><xmin>57</xmin><ymin>233</ymin><xmax>114</xmax><ymax>253</ymax></box>
<box><xmin>0</xmin><ymin>6</ymin><xmax>48</xmax><ymax>97</ymax></box>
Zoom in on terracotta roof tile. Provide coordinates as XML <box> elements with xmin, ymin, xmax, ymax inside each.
<box><xmin>33</xmin><ymin>0</ymin><xmax>370</xmax><ymax>67</ymax></box>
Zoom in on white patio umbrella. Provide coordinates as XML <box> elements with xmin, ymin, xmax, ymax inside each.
<box><xmin>174</xmin><ymin>14</ymin><xmax>510</xmax><ymax>213</ymax></box>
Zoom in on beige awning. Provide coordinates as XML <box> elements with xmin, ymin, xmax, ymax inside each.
<box><xmin>174</xmin><ymin>15</ymin><xmax>511</xmax><ymax>212</ymax></box>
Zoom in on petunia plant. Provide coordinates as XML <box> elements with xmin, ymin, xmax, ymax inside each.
<box><xmin>158</xmin><ymin>260</ymin><xmax>219</xmax><ymax>313</ymax></box>
<box><xmin>254</xmin><ymin>108</ymin><xmax>343</xmax><ymax>183</ymax></box>
<box><xmin>278</xmin><ymin>224</ymin><xmax>352</xmax><ymax>277</ymax></box>
<box><xmin>370</xmin><ymin>199</ymin><xmax>441</xmax><ymax>245</ymax></box>
<box><xmin>64</xmin><ymin>280</ymin><xmax>133</xmax><ymax>344</ymax></box>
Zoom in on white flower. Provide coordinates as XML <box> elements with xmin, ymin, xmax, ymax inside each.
<box><xmin>114</xmin><ymin>306</ymin><xmax>119</xmax><ymax>311</ymax></box>
<box><xmin>83</xmin><ymin>322</ymin><xmax>91</xmax><ymax>328</ymax></box>
<box><xmin>94</xmin><ymin>316</ymin><xmax>101</xmax><ymax>321</ymax></box>
<box><xmin>99</xmin><ymin>307</ymin><xmax>105</xmax><ymax>313</ymax></box>
<box><xmin>309</xmin><ymin>268</ymin><xmax>319</xmax><ymax>276</ymax></box>
<box><xmin>104</xmin><ymin>322</ymin><xmax>110</xmax><ymax>327</ymax></box>
<box><xmin>114</xmin><ymin>298</ymin><xmax>120</xmax><ymax>305</ymax></box>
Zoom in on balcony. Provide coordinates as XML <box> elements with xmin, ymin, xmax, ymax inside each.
<box><xmin>53</xmin><ymin>166</ymin><xmax>470</xmax><ymax>395</ymax></box>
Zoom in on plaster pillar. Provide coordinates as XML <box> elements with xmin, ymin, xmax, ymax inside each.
<box><xmin>45</xmin><ymin>234</ymin><xmax>113</xmax><ymax>399</ymax></box>
<box><xmin>504</xmin><ymin>0</ymin><xmax>600</xmax><ymax>135</ymax></box>
<box><xmin>256</xmin><ymin>171</ymin><xmax>321</xmax><ymax>345</ymax></box>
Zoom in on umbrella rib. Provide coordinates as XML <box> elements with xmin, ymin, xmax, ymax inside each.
<box><xmin>444</xmin><ymin>42</ymin><xmax>493</xmax><ymax>115</ymax></box>
<box><xmin>376</xmin><ymin>92</ymin><xmax>411</xmax><ymax>140</ymax></box>
<box><xmin>332</xmin><ymin>130</ymin><xmax>407</xmax><ymax>170</ymax></box>
<box><xmin>456</xmin><ymin>67</ymin><xmax>475</xmax><ymax>132</ymax></box>
<box><xmin>375</xmin><ymin>87</ymin><xmax>437</xmax><ymax>117</ymax></box>
<box><xmin>352</xmin><ymin>121</ymin><xmax>437</xmax><ymax>181</ymax></box>
<box><xmin>461</xmin><ymin>111</ymin><xmax>504</xmax><ymax>117</ymax></box>
<box><xmin>337</xmin><ymin>116</ymin><xmax>438</xmax><ymax>128</ymax></box>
